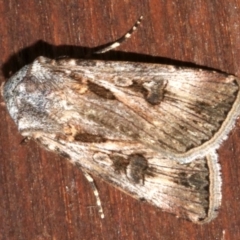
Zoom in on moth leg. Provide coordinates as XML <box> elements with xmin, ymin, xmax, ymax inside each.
<box><xmin>20</xmin><ymin>137</ymin><xmax>30</xmax><ymax>145</ymax></box>
<box><xmin>0</xmin><ymin>81</ymin><xmax>5</xmax><ymax>98</ymax></box>
<box><xmin>94</xmin><ymin>16</ymin><xmax>143</xmax><ymax>54</ymax></box>
<box><xmin>83</xmin><ymin>171</ymin><xmax>104</xmax><ymax>219</ymax></box>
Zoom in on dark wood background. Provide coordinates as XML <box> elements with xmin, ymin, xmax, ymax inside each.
<box><xmin>1</xmin><ymin>1</ymin><xmax>240</xmax><ymax>239</ymax></box>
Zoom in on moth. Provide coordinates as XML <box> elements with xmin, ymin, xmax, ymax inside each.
<box><xmin>2</xmin><ymin>17</ymin><xmax>240</xmax><ymax>223</ymax></box>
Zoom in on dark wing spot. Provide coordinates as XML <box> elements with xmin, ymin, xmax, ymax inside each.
<box><xmin>74</xmin><ymin>133</ymin><xmax>106</xmax><ymax>143</ymax></box>
<box><xmin>88</xmin><ymin>81</ymin><xmax>116</xmax><ymax>100</ymax></box>
<box><xmin>128</xmin><ymin>154</ymin><xmax>148</xmax><ymax>184</ymax></box>
<box><xmin>111</xmin><ymin>155</ymin><xmax>130</xmax><ymax>174</ymax></box>
<box><xmin>130</xmin><ymin>79</ymin><xmax>167</xmax><ymax>105</ymax></box>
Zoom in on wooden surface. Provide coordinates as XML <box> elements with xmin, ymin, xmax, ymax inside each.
<box><xmin>1</xmin><ymin>1</ymin><xmax>240</xmax><ymax>239</ymax></box>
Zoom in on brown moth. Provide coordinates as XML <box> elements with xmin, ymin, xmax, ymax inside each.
<box><xmin>2</xmin><ymin>17</ymin><xmax>240</xmax><ymax>223</ymax></box>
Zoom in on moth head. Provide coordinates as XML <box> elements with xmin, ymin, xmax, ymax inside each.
<box><xmin>3</xmin><ymin>65</ymin><xmax>29</xmax><ymax>122</ymax></box>
<box><xmin>3</xmin><ymin>59</ymin><xmax>58</xmax><ymax>136</ymax></box>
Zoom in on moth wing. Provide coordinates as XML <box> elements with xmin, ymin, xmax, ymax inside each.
<box><xmin>4</xmin><ymin>58</ymin><xmax>240</xmax><ymax>163</ymax></box>
<box><xmin>36</xmin><ymin>58</ymin><xmax>240</xmax><ymax>162</ymax></box>
<box><xmin>88</xmin><ymin>62</ymin><xmax>240</xmax><ymax>161</ymax></box>
<box><xmin>88</xmin><ymin>151</ymin><xmax>221</xmax><ymax>223</ymax></box>
<box><xmin>37</xmin><ymin>133</ymin><xmax>221</xmax><ymax>224</ymax></box>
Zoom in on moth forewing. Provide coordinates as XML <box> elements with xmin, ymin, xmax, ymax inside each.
<box><xmin>19</xmin><ymin>130</ymin><xmax>223</xmax><ymax>223</ymax></box>
<box><xmin>5</xmin><ymin>57</ymin><xmax>240</xmax><ymax>162</ymax></box>
<box><xmin>82</xmin><ymin>149</ymin><xmax>221</xmax><ymax>224</ymax></box>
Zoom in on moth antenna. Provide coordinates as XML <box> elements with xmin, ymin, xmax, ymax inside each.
<box><xmin>95</xmin><ymin>16</ymin><xmax>143</xmax><ymax>54</ymax></box>
<box><xmin>83</xmin><ymin>171</ymin><xmax>104</xmax><ymax>219</ymax></box>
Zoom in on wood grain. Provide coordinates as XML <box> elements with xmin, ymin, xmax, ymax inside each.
<box><xmin>0</xmin><ymin>1</ymin><xmax>240</xmax><ymax>239</ymax></box>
